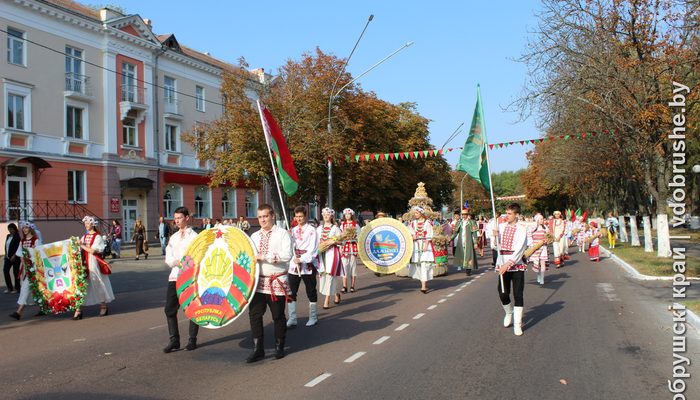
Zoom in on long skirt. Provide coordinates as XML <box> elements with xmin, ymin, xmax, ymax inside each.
<box><xmin>589</xmin><ymin>245</ymin><xmax>600</xmax><ymax>261</ymax></box>
<box><xmin>409</xmin><ymin>262</ymin><xmax>434</xmax><ymax>282</ymax></box>
<box><xmin>83</xmin><ymin>259</ymin><xmax>115</xmax><ymax>305</ymax></box>
<box><xmin>318</xmin><ymin>274</ymin><xmax>337</xmax><ymax>297</ymax></box>
<box><xmin>17</xmin><ymin>277</ymin><xmax>33</xmax><ymax>305</ymax></box>
<box><xmin>552</xmin><ymin>237</ymin><xmax>567</xmax><ymax>265</ymax></box>
<box><xmin>341</xmin><ymin>255</ymin><xmax>357</xmax><ymax>277</ymax></box>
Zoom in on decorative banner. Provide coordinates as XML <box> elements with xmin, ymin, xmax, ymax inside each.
<box><xmin>358</xmin><ymin>218</ymin><xmax>414</xmax><ymax>274</ymax></box>
<box><xmin>338</xmin><ymin>131</ymin><xmax>619</xmax><ymax>162</ymax></box>
<box><xmin>26</xmin><ymin>238</ymin><xmax>87</xmax><ymax>314</ymax></box>
<box><xmin>176</xmin><ymin>227</ymin><xmax>258</xmax><ymax>329</ymax></box>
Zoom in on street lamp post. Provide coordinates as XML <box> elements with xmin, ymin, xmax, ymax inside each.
<box><xmin>327</xmin><ymin>41</ymin><xmax>414</xmax><ymax>209</ymax></box>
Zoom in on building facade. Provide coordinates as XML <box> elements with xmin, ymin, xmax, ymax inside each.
<box><xmin>1</xmin><ymin>0</ymin><xmax>271</xmax><ymax>242</ymax></box>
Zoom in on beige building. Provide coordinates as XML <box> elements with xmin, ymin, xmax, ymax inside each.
<box><xmin>1</xmin><ymin>0</ymin><xmax>272</xmax><ymax>242</ymax></box>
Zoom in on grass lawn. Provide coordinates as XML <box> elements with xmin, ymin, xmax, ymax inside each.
<box><xmin>669</xmin><ymin>227</ymin><xmax>700</xmax><ymax>242</ymax></box>
<box><xmin>680</xmin><ymin>300</ymin><xmax>700</xmax><ymax>316</ymax></box>
<box><xmin>601</xmin><ymin>235</ymin><xmax>700</xmax><ymax>277</ymax></box>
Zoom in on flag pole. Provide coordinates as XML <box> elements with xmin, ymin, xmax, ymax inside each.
<box><xmin>256</xmin><ymin>100</ymin><xmax>291</xmax><ymax>230</ymax></box>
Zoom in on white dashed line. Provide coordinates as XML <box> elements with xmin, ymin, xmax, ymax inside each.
<box><xmin>446</xmin><ymin>293</ymin><xmax>455</xmax><ymax>297</ymax></box>
<box><xmin>413</xmin><ymin>313</ymin><xmax>425</xmax><ymax>319</ymax></box>
<box><xmin>438</xmin><ymin>299</ymin><xmax>447</xmax><ymax>303</ymax></box>
<box><xmin>427</xmin><ymin>305</ymin><xmax>437</xmax><ymax>310</ymax></box>
<box><xmin>395</xmin><ymin>324</ymin><xmax>409</xmax><ymax>331</ymax></box>
<box><xmin>344</xmin><ymin>352</ymin><xmax>367</xmax><ymax>363</ymax></box>
<box><xmin>455</xmin><ymin>288</ymin><xmax>462</xmax><ymax>292</ymax></box>
<box><xmin>373</xmin><ymin>336</ymin><xmax>390</xmax><ymax>345</ymax></box>
<box><xmin>305</xmin><ymin>373</ymin><xmax>332</xmax><ymax>387</ymax></box>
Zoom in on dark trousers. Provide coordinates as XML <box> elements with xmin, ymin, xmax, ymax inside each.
<box><xmin>491</xmin><ymin>248</ymin><xmax>498</xmax><ymax>266</ymax></box>
<box><xmin>288</xmin><ymin>267</ymin><xmax>318</xmax><ymax>302</ymax></box>
<box><xmin>164</xmin><ymin>281</ymin><xmax>199</xmax><ymax>339</ymax></box>
<box><xmin>452</xmin><ymin>246</ymin><xmax>456</xmax><ymax>256</ymax></box>
<box><xmin>3</xmin><ymin>257</ymin><xmax>20</xmax><ymax>291</ymax></box>
<box><xmin>248</xmin><ymin>292</ymin><xmax>286</xmax><ymax>340</ymax></box>
<box><xmin>497</xmin><ymin>271</ymin><xmax>525</xmax><ymax>307</ymax></box>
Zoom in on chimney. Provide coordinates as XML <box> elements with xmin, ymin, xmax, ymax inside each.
<box><xmin>144</xmin><ymin>19</ymin><xmax>153</xmax><ymax>30</ymax></box>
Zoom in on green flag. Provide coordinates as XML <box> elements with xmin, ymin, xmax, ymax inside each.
<box><xmin>456</xmin><ymin>85</ymin><xmax>490</xmax><ymax>191</ymax></box>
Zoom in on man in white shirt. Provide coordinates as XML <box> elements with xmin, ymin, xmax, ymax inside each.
<box><xmin>246</xmin><ymin>204</ymin><xmax>293</xmax><ymax>363</ymax></box>
<box><xmin>287</xmin><ymin>206</ymin><xmax>319</xmax><ymax>328</ymax></box>
<box><xmin>493</xmin><ymin>203</ymin><xmax>528</xmax><ymax>336</ymax></box>
<box><xmin>163</xmin><ymin>207</ymin><xmax>200</xmax><ymax>353</ymax></box>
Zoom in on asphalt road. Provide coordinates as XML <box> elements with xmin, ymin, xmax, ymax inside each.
<box><xmin>1</xmin><ymin>247</ymin><xmax>698</xmax><ymax>400</ymax></box>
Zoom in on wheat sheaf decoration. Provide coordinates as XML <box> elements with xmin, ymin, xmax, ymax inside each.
<box><xmin>176</xmin><ymin>227</ymin><xmax>258</xmax><ymax>329</ymax></box>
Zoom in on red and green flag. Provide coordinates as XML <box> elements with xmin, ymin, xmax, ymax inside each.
<box><xmin>256</xmin><ymin>100</ymin><xmax>298</xmax><ymax>196</ymax></box>
<box><xmin>456</xmin><ymin>85</ymin><xmax>490</xmax><ymax>191</ymax></box>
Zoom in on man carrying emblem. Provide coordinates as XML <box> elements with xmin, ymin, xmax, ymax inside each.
<box><xmin>246</xmin><ymin>204</ymin><xmax>293</xmax><ymax>362</ymax></box>
<box><xmin>163</xmin><ymin>207</ymin><xmax>200</xmax><ymax>353</ymax></box>
<box><xmin>287</xmin><ymin>206</ymin><xmax>319</xmax><ymax>328</ymax></box>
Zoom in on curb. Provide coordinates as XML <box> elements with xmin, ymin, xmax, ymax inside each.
<box><xmin>674</xmin><ymin>303</ymin><xmax>700</xmax><ymax>334</ymax></box>
<box><xmin>599</xmin><ymin>246</ymin><xmax>700</xmax><ymax>281</ymax></box>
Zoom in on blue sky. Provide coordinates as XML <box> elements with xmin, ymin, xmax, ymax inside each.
<box><xmin>106</xmin><ymin>0</ymin><xmax>545</xmax><ymax>173</ymax></box>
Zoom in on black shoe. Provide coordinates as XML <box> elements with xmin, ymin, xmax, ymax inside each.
<box><xmin>72</xmin><ymin>312</ymin><xmax>82</xmax><ymax>320</ymax></box>
<box><xmin>420</xmin><ymin>289</ymin><xmax>427</xmax><ymax>294</ymax></box>
<box><xmin>334</xmin><ymin>293</ymin><xmax>341</xmax><ymax>304</ymax></box>
<box><xmin>245</xmin><ymin>337</ymin><xmax>265</xmax><ymax>363</ymax></box>
<box><xmin>273</xmin><ymin>338</ymin><xmax>285</xmax><ymax>360</ymax></box>
<box><xmin>466</xmin><ymin>270</ymin><xmax>471</xmax><ymax>276</ymax></box>
<box><xmin>9</xmin><ymin>312</ymin><xmax>20</xmax><ymax>320</ymax></box>
<box><xmin>34</xmin><ymin>311</ymin><xmax>46</xmax><ymax>317</ymax></box>
<box><xmin>163</xmin><ymin>338</ymin><xmax>180</xmax><ymax>353</ymax></box>
<box><xmin>185</xmin><ymin>338</ymin><xmax>197</xmax><ymax>351</ymax></box>
<box><xmin>144</xmin><ymin>253</ymin><xmax>148</xmax><ymax>260</ymax></box>
<box><xmin>341</xmin><ymin>286</ymin><xmax>347</xmax><ymax>293</ymax></box>
<box><xmin>98</xmin><ymin>307</ymin><xmax>109</xmax><ymax>317</ymax></box>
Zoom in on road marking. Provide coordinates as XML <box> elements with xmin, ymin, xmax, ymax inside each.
<box><xmin>427</xmin><ymin>305</ymin><xmax>437</xmax><ymax>310</ymax></box>
<box><xmin>595</xmin><ymin>283</ymin><xmax>621</xmax><ymax>301</ymax></box>
<box><xmin>395</xmin><ymin>324</ymin><xmax>409</xmax><ymax>331</ymax></box>
<box><xmin>344</xmin><ymin>351</ymin><xmax>367</xmax><ymax>362</ymax></box>
<box><xmin>373</xmin><ymin>336</ymin><xmax>390</xmax><ymax>345</ymax></box>
<box><xmin>454</xmin><ymin>288</ymin><xmax>462</xmax><ymax>292</ymax></box>
<box><xmin>148</xmin><ymin>318</ymin><xmax>190</xmax><ymax>330</ymax></box>
<box><xmin>438</xmin><ymin>299</ymin><xmax>447</xmax><ymax>303</ymax></box>
<box><xmin>305</xmin><ymin>373</ymin><xmax>332</xmax><ymax>387</ymax></box>
<box><xmin>446</xmin><ymin>293</ymin><xmax>455</xmax><ymax>297</ymax></box>
<box><xmin>413</xmin><ymin>313</ymin><xmax>425</xmax><ymax>319</ymax></box>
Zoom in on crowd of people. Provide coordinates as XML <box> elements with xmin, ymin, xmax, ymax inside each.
<box><xmin>2</xmin><ymin>203</ymin><xmax>617</xmax><ymax>356</ymax></box>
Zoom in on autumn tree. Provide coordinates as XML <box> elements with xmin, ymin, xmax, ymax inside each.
<box><xmin>182</xmin><ymin>49</ymin><xmax>454</xmax><ymax>216</ymax></box>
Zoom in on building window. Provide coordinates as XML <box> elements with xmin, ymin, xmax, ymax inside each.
<box><xmin>123</xmin><ymin>117</ymin><xmax>136</xmax><ymax>146</ymax></box>
<box><xmin>195</xmin><ymin>86</ymin><xmax>205</xmax><ymax>111</ymax></box>
<box><xmin>7</xmin><ymin>93</ymin><xmax>25</xmax><ymax>130</ymax></box>
<box><xmin>121</xmin><ymin>62</ymin><xmax>136</xmax><ymax>102</ymax></box>
<box><xmin>194</xmin><ymin>185</ymin><xmax>211</xmax><ymax>219</ymax></box>
<box><xmin>68</xmin><ymin>170</ymin><xmax>86</xmax><ymax>203</ymax></box>
<box><xmin>221</xmin><ymin>187</ymin><xmax>236</xmax><ymax>219</ymax></box>
<box><xmin>66</xmin><ymin>106</ymin><xmax>83</xmax><ymax>138</ymax></box>
<box><xmin>165</xmin><ymin>124</ymin><xmax>178</xmax><ymax>151</ymax></box>
<box><xmin>308</xmin><ymin>203</ymin><xmax>318</xmax><ymax>223</ymax></box>
<box><xmin>245</xmin><ymin>190</ymin><xmax>258</xmax><ymax>218</ymax></box>
<box><xmin>162</xmin><ymin>184</ymin><xmax>182</xmax><ymax>219</ymax></box>
<box><xmin>7</xmin><ymin>28</ymin><xmax>25</xmax><ymax>66</ymax></box>
<box><xmin>65</xmin><ymin>46</ymin><xmax>84</xmax><ymax>92</ymax></box>
<box><xmin>164</xmin><ymin>76</ymin><xmax>175</xmax><ymax>101</ymax></box>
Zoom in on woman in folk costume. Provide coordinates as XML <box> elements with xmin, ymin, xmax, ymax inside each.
<box><xmin>573</xmin><ymin>216</ymin><xmax>587</xmax><ymax>252</ymax></box>
<box><xmin>549</xmin><ymin>211</ymin><xmax>568</xmax><ymax>268</ymax></box>
<box><xmin>585</xmin><ymin>222</ymin><xmax>603</xmax><ymax>262</ymax></box>
<box><xmin>8</xmin><ymin>222</ymin><xmax>43</xmax><ymax>320</ymax></box>
<box><xmin>527</xmin><ymin>214</ymin><xmax>550</xmax><ymax>285</ymax></box>
<box><xmin>340</xmin><ymin>208</ymin><xmax>359</xmax><ymax>293</ymax></box>
<box><xmin>408</xmin><ymin>206</ymin><xmax>435</xmax><ymax>293</ymax></box>
<box><xmin>605</xmin><ymin>212</ymin><xmax>619</xmax><ymax>249</ymax></box>
<box><xmin>317</xmin><ymin>208</ymin><xmax>344</xmax><ymax>309</ymax></box>
<box><xmin>451</xmin><ymin>209</ymin><xmax>478</xmax><ymax>276</ymax></box>
<box><xmin>476</xmin><ymin>215</ymin><xmax>487</xmax><ymax>257</ymax></box>
<box><xmin>73</xmin><ymin>216</ymin><xmax>114</xmax><ymax>320</ymax></box>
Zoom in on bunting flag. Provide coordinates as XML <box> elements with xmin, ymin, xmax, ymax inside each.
<box><xmin>456</xmin><ymin>85</ymin><xmax>490</xmax><ymax>191</ymax></box>
<box><xmin>257</xmin><ymin>100</ymin><xmax>299</xmax><ymax>196</ymax></box>
<box><xmin>334</xmin><ymin>130</ymin><xmax>619</xmax><ymax>162</ymax></box>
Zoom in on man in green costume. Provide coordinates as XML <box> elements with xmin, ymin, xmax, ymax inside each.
<box><xmin>451</xmin><ymin>209</ymin><xmax>478</xmax><ymax>276</ymax></box>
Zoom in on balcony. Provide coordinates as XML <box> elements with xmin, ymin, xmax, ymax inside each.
<box><xmin>120</xmin><ymin>84</ymin><xmax>149</xmax><ymax>124</ymax></box>
<box><xmin>164</xmin><ymin>98</ymin><xmax>183</xmax><ymax>120</ymax></box>
<box><xmin>64</xmin><ymin>72</ymin><xmax>93</xmax><ymax>101</ymax></box>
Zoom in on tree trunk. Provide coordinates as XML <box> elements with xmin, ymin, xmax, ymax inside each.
<box><xmin>617</xmin><ymin>215</ymin><xmax>628</xmax><ymax>243</ymax></box>
<box><xmin>643</xmin><ymin>216</ymin><xmax>654</xmax><ymax>252</ymax></box>
<box><xmin>656</xmin><ymin>214</ymin><xmax>671</xmax><ymax>258</ymax></box>
<box><xmin>629</xmin><ymin>216</ymin><xmax>641</xmax><ymax>246</ymax></box>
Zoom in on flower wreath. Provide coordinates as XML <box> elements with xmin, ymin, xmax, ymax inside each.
<box><xmin>24</xmin><ymin>237</ymin><xmax>88</xmax><ymax>314</ymax></box>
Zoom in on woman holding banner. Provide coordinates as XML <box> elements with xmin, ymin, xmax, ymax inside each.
<box><xmin>408</xmin><ymin>206</ymin><xmax>435</xmax><ymax>293</ymax></box>
<box><xmin>73</xmin><ymin>216</ymin><xmax>114</xmax><ymax>320</ymax></box>
<box><xmin>317</xmin><ymin>208</ymin><xmax>344</xmax><ymax>309</ymax></box>
<box><xmin>8</xmin><ymin>222</ymin><xmax>42</xmax><ymax>320</ymax></box>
